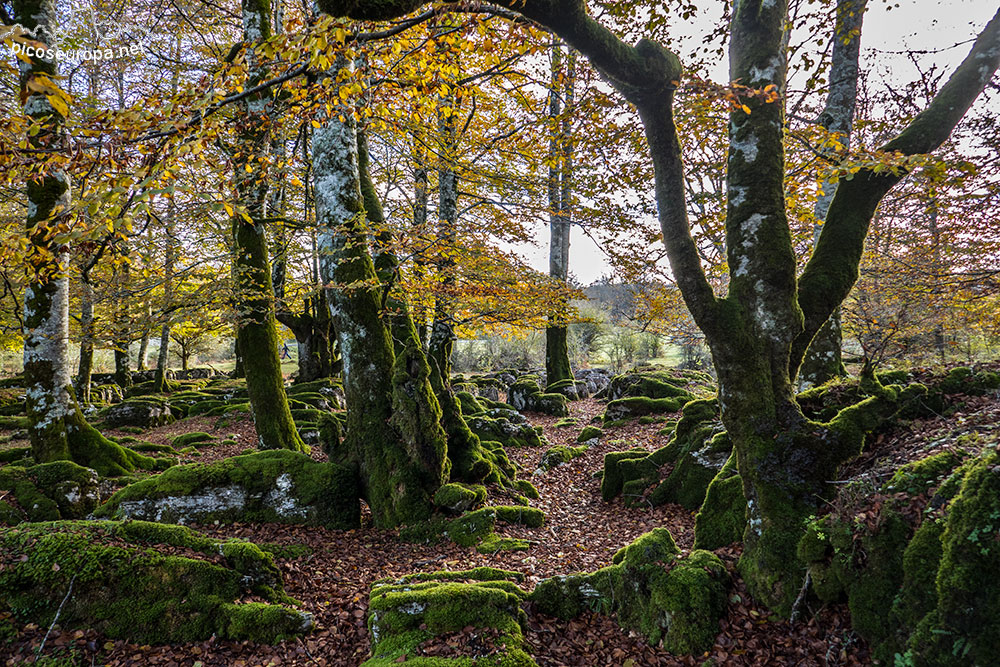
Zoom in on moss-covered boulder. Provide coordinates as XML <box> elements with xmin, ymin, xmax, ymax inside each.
<box><xmin>433</xmin><ymin>483</ymin><xmax>487</xmax><ymax>514</ymax></box>
<box><xmin>602</xmin><ymin>367</ymin><xmax>709</xmax><ymax>401</ymax></box>
<box><xmin>0</xmin><ymin>520</ymin><xmax>311</xmax><ymax>643</ymax></box>
<box><xmin>96</xmin><ymin>450</ymin><xmax>360</xmax><ymax>529</ymax></box>
<box><xmin>364</xmin><ymin>568</ymin><xmax>535</xmax><ymax>666</ymax></box>
<box><xmin>536</xmin><ymin>444</ymin><xmax>588</xmax><ymax>473</ymax></box>
<box><xmin>603</xmin><ymin>396</ymin><xmax>688</xmax><ymax>422</ymax></box>
<box><xmin>530</xmin><ymin>529</ymin><xmax>727</xmax><ymax>654</ymax></box>
<box><xmin>576</xmin><ymin>425</ymin><xmax>603</xmax><ymax>443</ymax></box>
<box><xmin>0</xmin><ymin>461</ymin><xmax>100</xmax><ymax>524</ymax></box>
<box><xmin>600</xmin><ymin>398</ymin><xmax>723</xmax><ymax>508</ymax></box>
<box><xmin>402</xmin><ymin>506</ymin><xmax>544</xmax><ymax>555</ymax></box>
<box><xmin>101</xmin><ymin>397</ymin><xmax>174</xmax><ymax>428</ymax></box>
<box><xmin>467</xmin><ymin>410</ymin><xmax>546</xmax><ymax>449</ymax></box>
<box><xmin>907</xmin><ymin>447</ymin><xmax>1000</xmax><ymax>666</ymax></box>
<box><xmin>170</xmin><ymin>431</ymin><xmax>216</xmax><ymax>449</ymax></box>
<box><xmin>507</xmin><ymin>376</ymin><xmax>569</xmax><ymax>417</ymax></box>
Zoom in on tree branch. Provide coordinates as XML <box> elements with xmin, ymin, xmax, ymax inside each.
<box><xmin>793</xmin><ymin>7</ymin><xmax>1000</xmax><ymax>374</ymax></box>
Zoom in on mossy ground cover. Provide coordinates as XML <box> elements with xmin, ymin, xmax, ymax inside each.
<box><xmin>8</xmin><ymin>366</ymin><xmax>999</xmax><ymax>665</ymax></box>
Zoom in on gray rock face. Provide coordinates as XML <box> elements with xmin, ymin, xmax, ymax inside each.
<box><xmin>102</xmin><ymin>398</ymin><xmax>174</xmax><ymax>428</ymax></box>
<box><xmin>97</xmin><ymin>450</ymin><xmax>360</xmax><ymax>529</ymax></box>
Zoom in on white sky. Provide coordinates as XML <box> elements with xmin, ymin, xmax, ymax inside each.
<box><xmin>518</xmin><ymin>0</ymin><xmax>1000</xmax><ymax>286</ymax></box>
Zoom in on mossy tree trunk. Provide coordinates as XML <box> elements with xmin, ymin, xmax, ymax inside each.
<box><xmin>75</xmin><ymin>268</ymin><xmax>95</xmax><ymax>404</ymax></box>
<box><xmin>320</xmin><ymin>0</ymin><xmax>1000</xmax><ymax>611</ymax></box>
<box><xmin>152</xmin><ymin>202</ymin><xmax>177</xmax><ymax>393</ymax></box>
<box><xmin>231</xmin><ymin>0</ymin><xmax>305</xmax><ymax>451</ymax></box>
<box><xmin>411</xmin><ymin>136</ymin><xmax>430</xmax><ymax>349</ymax></box>
<box><xmin>111</xmin><ymin>250</ymin><xmax>132</xmax><ymax>390</ymax></box>
<box><xmin>16</xmin><ymin>0</ymin><xmax>157</xmax><ymax>476</ymax></box>
<box><xmin>314</xmin><ymin>61</ymin><xmax>447</xmax><ymax>527</ymax></box>
<box><xmin>798</xmin><ymin>0</ymin><xmax>865</xmax><ymax>390</ymax></box>
<box><xmin>545</xmin><ymin>39</ymin><xmax>574</xmax><ymax>386</ymax></box>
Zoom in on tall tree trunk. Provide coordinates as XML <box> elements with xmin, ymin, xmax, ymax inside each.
<box><xmin>428</xmin><ymin>91</ymin><xmax>459</xmax><ymax>383</ymax></box>
<box><xmin>545</xmin><ymin>40</ymin><xmax>574</xmax><ymax>386</ymax></box>
<box><xmin>798</xmin><ymin>0</ymin><xmax>866</xmax><ymax>389</ymax></box>
<box><xmin>411</xmin><ymin>136</ymin><xmax>430</xmax><ymax>349</ymax></box>
<box><xmin>112</xmin><ymin>252</ymin><xmax>132</xmax><ymax>390</ymax></box>
<box><xmin>314</xmin><ymin>60</ymin><xmax>447</xmax><ymax>527</ymax></box>
<box><xmin>231</xmin><ymin>0</ymin><xmax>304</xmax><ymax>451</ymax></box>
<box><xmin>153</xmin><ymin>203</ymin><xmax>176</xmax><ymax>393</ymax></box>
<box><xmin>75</xmin><ymin>269</ymin><xmax>95</xmax><ymax>404</ymax></box>
<box><xmin>17</xmin><ymin>0</ymin><xmax>155</xmax><ymax>476</ymax></box>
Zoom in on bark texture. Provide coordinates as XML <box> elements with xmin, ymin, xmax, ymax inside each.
<box><xmin>231</xmin><ymin>0</ymin><xmax>305</xmax><ymax>451</ymax></box>
<box><xmin>545</xmin><ymin>40</ymin><xmax>574</xmax><ymax>386</ymax></box>
<box><xmin>314</xmin><ymin>66</ymin><xmax>447</xmax><ymax>527</ymax></box>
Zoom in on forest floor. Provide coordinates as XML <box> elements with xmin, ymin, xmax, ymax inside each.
<box><xmin>5</xmin><ymin>389</ymin><xmax>953</xmax><ymax>666</ymax></box>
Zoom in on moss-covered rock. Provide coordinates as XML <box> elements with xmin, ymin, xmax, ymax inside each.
<box><xmin>96</xmin><ymin>450</ymin><xmax>360</xmax><ymax>529</ymax></box>
<box><xmin>530</xmin><ymin>529</ymin><xmax>727</xmax><ymax>654</ymax></box>
<box><xmin>600</xmin><ymin>450</ymin><xmax>650</xmax><ymax>501</ymax></box>
<box><xmin>0</xmin><ymin>520</ymin><xmax>311</xmax><ymax>643</ymax></box>
<box><xmin>467</xmin><ymin>411</ymin><xmax>545</xmax><ymax>449</ymax></box>
<box><xmin>507</xmin><ymin>376</ymin><xmax>569</xmax><ymax>417</ymax></box>
<box><xmin>101</xmin><ymin>397</ymin><xmax>174</xmax><ymax>428</ymax></box>
<box><xmin>601</xmin><ymin>398</ymin><xmax>723</xmax><ymax>508</ymax></box>
<box><xmin>907</xmin><ymin>447</ymin><xmax>1000</xmax><ymax>666</ymax></box>
<box><xmin>576</xmin><ymin>425</ymin><xmax>603</xmax><ymax>443</ymax></box>
<box><xmin>602</xmin><ymin>367</ymin><xmax>708</xmax><ymax>401</ymax></box>
<box><xmin>0</xmin><ymin>461</ymin><xmax>100</xmax><ymax>524</ymax></box>
<box><xmin>434</xmin><ymin>483</ymin><xmax>487</xmax><ymax>514</ymax></box>
<box><xmin>365</xmin><ymin>569</ymin><xmax>534</xmax><ymax>666</ymax></box>
<box><xmin>170</xmin><ymin>432</ymin><xmax>216</xmax><ymax>449</ymax></box>
<box><xmin>603</xmin><ymin>396</ymin><xmax>687</xmax><ymax>422</ymax></box>
<box><xmin>536</xmin><ymin>444</ymin><xmax>588</xmax><ymax>473</ymax></box>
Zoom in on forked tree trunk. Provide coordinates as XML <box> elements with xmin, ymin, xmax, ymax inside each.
<box><xmin>313</xmin><ymin>61</ymin><xmax>447</xmax><ymax>527</ymax></box>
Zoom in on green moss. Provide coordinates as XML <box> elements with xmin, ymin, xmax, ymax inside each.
<box><xmin>0</xmin><ymin>520</ymin><xmax>309</xmax><ymax>643</ymax></box>
<box><xmin>0</xmin><ymin>446</ymin><xmax>31</xmax><ymax>463</ymax></box>
<box><xmin>97</xmin><ymin>449</ymin><xmax>360</xmax><ymax>529</ymax></box>
<box><xmin>0</xmin><ymin>460</ymin><xmax>102</xmax><ymax>524</ymax></box>
<box><xmin>694</xmin><ymin>453</ymin><xmax>746</xmax><ymax>550</ymax></box>
<box><xmin>170</xmin><ymin>432</ymin><xmax>217</xmax><ymax>449</ymax></box>
<box><xmin>649</xmin><ymin>430</ymin><xmax>731</xmax><ymax>510</ymax></box>
<box><xmin>536</xmin><ymin>444</ymin><xmax>588</xmax><ymax>472</ymax></box>
<box><xmin>363</xmin><ymin>567</ymin><xmax>533</xmax><ymax>666</ymax></box>
<box><xmin>531</xmin><ymin>530</ymin><xmax>726</xmax><ymax>654</ymax></box>
<box><xmin>908</xmin><ymin>448</ymin><xmax>1000</xmax><ymax>665</ymax></box>
<box><xmin>552</xmin><ymin>417</ymin><xmax>578</xmax><ymax>428</ymax></box>
<box><xmin>576</xmin><ymin>426</ymin><xmax>602</xmax><ymax>442</ymax></box>
<box><xmin>889</xmin><ymin>519</ymin><xmax>944</xmax><ymax>653</ymax></box>
<box><xmin>514</xmin><ymin>479</ymin><xmax>539</xmax><ymax>499</ymax></box>
<box><xmin>600</xmin><ymin>450</ymin><xmax>649</xmax><ymax>501</ymax></box>
<box><xmin>257</xmin><ymin>542</ymin><xmax>315</xmax><ymax>560</ymax></box>
<box><xmin>456</xmin><ymin>391</ymin><xmax>487</xmax><ymax>416</ymax></box>
<box><xmin>434</xmin><ymin>483</ymin><xmax>487</xmax><ymax>514</ymax></box>
<box><xmin>886</xmin><ymin>449</ymin><xmax>968</xmax><ymax>495</ymax></box>
<box><xmin>467</xmin><ymin>414</ymin><xmax>544</xmax><ymax>449</ymax></box>
<box><xmin>603</xmin><ymin>396</ymin><xmax>685</xmax><ymax>422</ymax></box>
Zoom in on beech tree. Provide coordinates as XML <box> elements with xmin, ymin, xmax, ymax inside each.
<box><xmin>14</xmin><ymin>0</ymin><xmax>158</xmax><ymax>475</ymax></box>
<box><xmin>317</xmin><ymin>0</ymin><xmax>1000</xmax><ymax>613</ymax></box>
<box><xmin>229</xmin><ymin>0</ymin><xmax>305</xmax><ymax>451</ymax></box>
